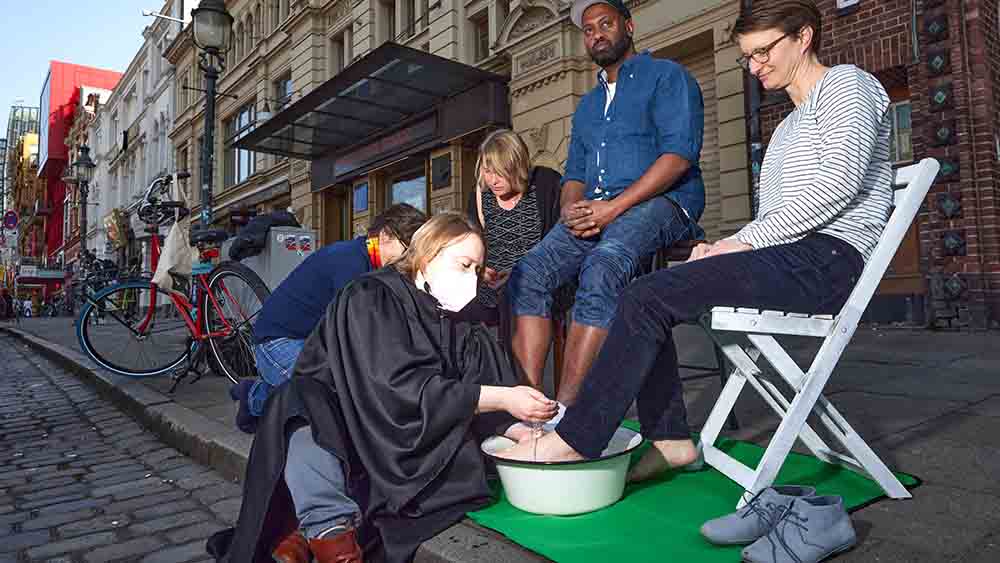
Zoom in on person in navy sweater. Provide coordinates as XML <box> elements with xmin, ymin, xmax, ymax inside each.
<box><xmin>232</xmin><ymin>203</ymin><xmax>427</xmax><ymax>431</ymax></box>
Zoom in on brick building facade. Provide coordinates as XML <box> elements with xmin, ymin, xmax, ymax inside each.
<box><xmin>757</xmin><ymin>0</ymin><xmax>1000</xmax><ymax>329</ymax></box>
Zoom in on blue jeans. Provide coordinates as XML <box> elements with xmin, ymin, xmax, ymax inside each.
<box><xmin>556</xmin><ymin>234</ymin><xmax>864</xmax><ymax>458</ymax></box>
<box><xmin>285</xmin><ymin>426</ymin><xmax>361</xmax><ymax>539</ymax></box>
<box><xmin>250</xmin><ymin>337</ymin><xmax>306</xmax><ymax>417</ymax></box>
<box><xmin>508</xmin><ymin>196</ymin><xmax>699</xmax><ymax>329</ymax></box>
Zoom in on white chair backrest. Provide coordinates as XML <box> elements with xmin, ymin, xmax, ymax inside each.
<box><xmin>839</xmin><ymin>158</ymin><xmax>940</xmax><ymax>320</ymax></box>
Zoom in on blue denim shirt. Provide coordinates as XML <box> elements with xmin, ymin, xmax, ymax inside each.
<box><xmin>563</xmin><ymin>52</ymin><xmax>706</xmax><ymax>222</ymax></box>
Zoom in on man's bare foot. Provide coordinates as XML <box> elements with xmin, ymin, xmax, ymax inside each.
<box><xmin>627</xmin><ymin>439</ymin><xmax>699</xmax><ymax>483</ymax></box>
<box><xmin>494</xmin><ymin>432</ymin><xmax>585</xmax><ymax>463</ymax></box>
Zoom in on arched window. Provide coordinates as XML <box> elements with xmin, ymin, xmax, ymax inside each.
<box><xmin>246</xmin><ymin>14</ymin><xmax>254</xmax><ymax>51</ymax></box>
<box><xmin>256</xmin><ymin>3</ymin><xmax>263</xmax><ymax>37</ymax></box>
<box><xmin>236</xmin><ymin>22</ymin><xmax>244</xmax><ymax>59</ymax></box>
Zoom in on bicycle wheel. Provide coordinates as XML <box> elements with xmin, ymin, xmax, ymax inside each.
<box><xmin>203</xmin><ymin>261</ymin><xmax>270</xmax><ymax>384</ymax></box>
<box><xmin>77</xmin><ymin>280</ymin><xmax>192</xmax><ymax>377</ymax></box>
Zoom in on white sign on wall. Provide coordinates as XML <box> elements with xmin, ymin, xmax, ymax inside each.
<box><xmin>837</xmin><ymin>0</ymin><xmax>860</xmax><ymax>9</ymax></box>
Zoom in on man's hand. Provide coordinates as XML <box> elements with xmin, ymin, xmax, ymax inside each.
<box><xmin>686</xmin><ymin>239</ymin><xmax>753</xmax><ymax>263</ymax></box>
<box><xmin>562</xmin><ymin>200</ymin><xmax>622</xmax><ymax>238</ymax></box>
<box><xmin>560</xmin><ymin>201</ymin><xmax>590</xmax><ymax>226</ymax></box>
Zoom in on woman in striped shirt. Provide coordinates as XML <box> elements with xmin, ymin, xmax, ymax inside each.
<box><xmin>500</xmin><ymin>1</ymin><xmax>892</xmax><ymax>480</ymax></box>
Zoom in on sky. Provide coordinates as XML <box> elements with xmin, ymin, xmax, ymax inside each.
<box><xmin>0</xmin><ymin>1</ymin><xmax>160</xmax><ymax>137</ymax></box>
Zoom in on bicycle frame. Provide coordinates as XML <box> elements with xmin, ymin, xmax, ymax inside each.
<box><xmin>131</xmin><ymin>221</ymin><xmax>250</xmax><ymax>343</ymax></box>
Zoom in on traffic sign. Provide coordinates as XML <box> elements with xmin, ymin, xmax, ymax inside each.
<box><xmin>2</xmin><ymin>210</ymin><xmax>17</xmax><ymax>230</ymax></box>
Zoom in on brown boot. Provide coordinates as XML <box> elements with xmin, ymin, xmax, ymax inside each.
<box><xmin>309</xmin><ymin>528</ymin><xmax>363</xmax><ymax>563</ymax></box>
<box><xmin>272</xmin><ymin>530</ymin><xmax>311</xmax><ymax>563</ymax></box>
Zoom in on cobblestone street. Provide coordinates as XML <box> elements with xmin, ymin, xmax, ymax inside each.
<box><xmin>0</xmin><ymin>334</ymin><xmax>239</xmax><ymax>562</ymax></box>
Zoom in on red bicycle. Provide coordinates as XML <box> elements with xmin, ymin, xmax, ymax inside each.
<box><xmin>75</xmin><ymin>172</ymin><xmax>269</xmax><ymax>391</ymax></box>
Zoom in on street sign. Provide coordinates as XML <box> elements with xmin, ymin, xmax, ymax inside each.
<box><xmin>2</xmin><ymin>210</ymin><xmax>17</xmax><ymax>230</ymax></box>
<box><xmin>20</xmin><ymin>265</ymin><xmax>38</xmax><ymax>278</ymax></box>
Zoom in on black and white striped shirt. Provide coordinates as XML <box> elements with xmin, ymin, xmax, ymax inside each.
<box><xmin>735</xmin><ymin>65</ymin><xmax>893</xmax><ymax>261</ymax></box>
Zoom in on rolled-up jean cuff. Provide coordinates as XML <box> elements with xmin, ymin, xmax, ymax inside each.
<box><xmin>510</xmin><ymin>304</ymin><xmax>552</xmax><ymax>320</ymax></box>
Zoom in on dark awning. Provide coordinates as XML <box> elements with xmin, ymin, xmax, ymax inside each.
<box><xmin>236</xmin><ymin>42</ymin><xmax>508</xmax><ymax>161</ymax></box>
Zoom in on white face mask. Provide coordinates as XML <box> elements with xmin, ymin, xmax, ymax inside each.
<box><xmin>420</xmin><ymin>268</ymin><xmax>478</xmax><ymax>312</ymax></box>
<box><xmin>418</xmin><ymin>240</ymin><xmax>481</xmax><ymax>312</ymax></box>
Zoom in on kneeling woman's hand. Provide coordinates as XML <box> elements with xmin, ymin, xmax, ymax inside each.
<box><xmin>504</xmin><ymin>386</ymin><xmax>558</xmax><ymax>423</ymax></box>
<box><xmin>478</xmin><ymin>385</ymin><xmax>558</xmax><ymax>424</ymax></box>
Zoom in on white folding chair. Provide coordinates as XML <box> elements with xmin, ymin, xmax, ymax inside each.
<box><xmin>698</xmin><ymin>158</ymin><xmax>940</xmax><ymax>508</ymax></box>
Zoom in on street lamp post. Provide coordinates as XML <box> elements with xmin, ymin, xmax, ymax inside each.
<box><xmin>191</xmin><ymin>0</ymin><xmax>233</xmax><ymax>233</ymax></box>
<box><xmin>73</xmin><ymin>145</ymin><xmax>96</xmax><ymax>263</ymax></box>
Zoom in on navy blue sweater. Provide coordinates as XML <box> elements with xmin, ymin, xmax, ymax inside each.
<box><xmin>253</xmin><ymin>237</ymin><xmax>371</xmax><ymax>344</ymax></box>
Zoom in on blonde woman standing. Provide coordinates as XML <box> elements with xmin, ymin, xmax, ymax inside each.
<box><xmin>460</xmin><ymin>130</ymin><xmax>568</xmax><ymax>365</ymax></box>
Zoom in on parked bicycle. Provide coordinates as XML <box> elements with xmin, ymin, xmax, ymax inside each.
<box><xmin>75</xmin><ymin>171</ymin><xmax>269</xmax><ymax>391</ymax></box>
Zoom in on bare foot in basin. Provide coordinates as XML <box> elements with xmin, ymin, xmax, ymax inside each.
<box><xmin>627</xmin><ymin>439</ymin><xmax>699</xmax><ymax>482</ymax></box>
<box><xmin>495</xmin><ymin>431</ymin><xmax>585</xmax><ymax>463</ymax></box>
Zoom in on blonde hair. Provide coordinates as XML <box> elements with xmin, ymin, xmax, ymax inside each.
<box><xmin>395</xmin><ymin>212</ymin><xmax>484</xmax><ymax>279</ymax></box>
<box><xmin>474</xmin><ymin>129</ymin><xmax>531</xmax><ymax>226</ymax></box>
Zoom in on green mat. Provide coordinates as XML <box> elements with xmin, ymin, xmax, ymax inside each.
<box><xmin>468</xmin><ymin>421</ymin><xmax>919</xmax><ymax>562</ymax></box>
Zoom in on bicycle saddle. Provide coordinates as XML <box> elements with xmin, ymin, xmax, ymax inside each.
<box><xmin>189</xmin><ymin>226</ymin><xmax>230</xmax><ymax>246</ymax></box>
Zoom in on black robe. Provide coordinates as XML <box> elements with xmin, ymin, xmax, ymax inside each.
<box><xmin>207</xmin><ymin>268</ymin><xmax>516</xmax><ymax>563</ymax></box>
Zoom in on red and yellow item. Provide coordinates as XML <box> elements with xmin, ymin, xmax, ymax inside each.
<box><xmin>366</xmin><ymin>236</ymin><xmax>382</xmax><ymax>268</ymax></box>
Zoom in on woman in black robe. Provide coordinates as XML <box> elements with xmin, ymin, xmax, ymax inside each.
<box><xmin>207</xmin><ymin>212</ymin><xmax>556</xmax><ymax>563</ymax></box>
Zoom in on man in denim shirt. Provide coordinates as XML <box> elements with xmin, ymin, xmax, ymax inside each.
<box><xmin>508</xmin><ymin>0</ymin><xmax>705</xmax><ymax>405</ymax></box>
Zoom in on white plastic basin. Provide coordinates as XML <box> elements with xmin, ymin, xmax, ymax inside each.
<box><xmin>480</xmin><ymin>426</ymin><xmax>643</xmax><ymax>516</ymax></box>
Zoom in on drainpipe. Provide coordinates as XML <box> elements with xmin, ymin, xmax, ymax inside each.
<box><xmin>741</xmin><ymin>0</ymin><xmax>763</xmax><ymax>220</ymax></box>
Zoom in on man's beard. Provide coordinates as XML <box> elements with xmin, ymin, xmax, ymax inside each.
<box><xmin>589</xmin><ymin>33</ymin><xmax>631</xmax><ymax>68</ymax></box>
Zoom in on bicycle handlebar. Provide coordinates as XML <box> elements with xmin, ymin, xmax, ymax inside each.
<box><xmin>138</xmin><ymin>172</ymin><xmax>192</xmax><ymax>226</ymax></box>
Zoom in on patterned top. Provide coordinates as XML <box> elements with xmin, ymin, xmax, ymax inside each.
<box><xmin>478</xmin><ymin>187</ymin><xmax>542</xmax><ymax>307</ymax></box>
<box><xmin>734</xmin><ymin>65</ymin><xmax>893</xmax><ymax>262</ymax></box>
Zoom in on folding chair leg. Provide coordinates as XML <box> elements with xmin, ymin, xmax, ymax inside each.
<box><xmin>714</xmin><ymin>345</ymin><xmax>739</xmax><ymax>430</ymax></box>
<box><xmin>748</xmin><ymin>335</ymin><xmax>911</xmax><ymax>500</ymax></box>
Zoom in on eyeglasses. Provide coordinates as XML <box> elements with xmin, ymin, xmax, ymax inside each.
<box><xmin>736</xmin><ymin>34</ymin><xmax>791</xmax><ymax>70</ymax></box>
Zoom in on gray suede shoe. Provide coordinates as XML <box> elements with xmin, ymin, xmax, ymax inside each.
<box><xmin>701</xmin><ymin>486</ymin><xmax>817</xmax><ymax>545</ymax></box>
<box><xmin>742</xmin><ymin>495</ymin><xmax>857</xmax><ymax>563</ymax></box>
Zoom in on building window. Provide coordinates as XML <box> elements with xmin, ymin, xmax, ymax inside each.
<box><xmin>380</xmin><ymin>0</ymin><xmax>397</xmax><ymax>43</ymax></box>
<box><xmin>224</xmin><ymin>103</ymin><xmax>257</xmax><ymax>187</ymax></box>
<box><xmin>274</xmin><ymin>73</ymin><xmax>293</xmax><ymax>110</ymax></box>
<box><xmin>389</xmin><ymin>170</ymin><xmax>426</xmax><ymax>211</ymax></box>
<box><xmin>177</xmin><ymin>146</ymin><xmax>189</xmax><ymax>176</ymax></box>
<box><xmin>887</xmin><ymin>101</ymin><xmax>913</xmax><ymax>164</ymax></box>
<box><xmin>329</xmin><ymin>31</ymin><xmax>351</xmax><ymax>77</ymax></box>
<box><xmin>473</xmin><ymin>13</ymin><xmax>489</xmax><ymax>62</ymax></box>
<box><xmin>405</xmin><ymin>0</ymin><xmax>416</xmax><ymax>36</ymax></box>
<box><xmin>353</xmin><ymin>182</ymin><xmax>369</xmax><ymax>213</ymax></box>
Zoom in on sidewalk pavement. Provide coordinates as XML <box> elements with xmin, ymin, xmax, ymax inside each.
<box><xmin>3</xmin><ymin>316</ymin><xmax>1000</xmax><ymax>562</ymax></box>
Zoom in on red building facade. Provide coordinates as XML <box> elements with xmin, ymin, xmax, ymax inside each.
<box><xmin>37</xmin><ymin>61</ymin><xmax>121</xmax><ymax>265</ymax></box>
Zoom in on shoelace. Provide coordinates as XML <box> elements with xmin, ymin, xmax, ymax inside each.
<box><xmin>738</xmin><ymin>489</ymin><xmax>781</xmax><ymax>531</ymax></box>
<box><xmin>764</xmin><ymin>503</ymin><xmax>812</xmax><ymax>563</ymax></box>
